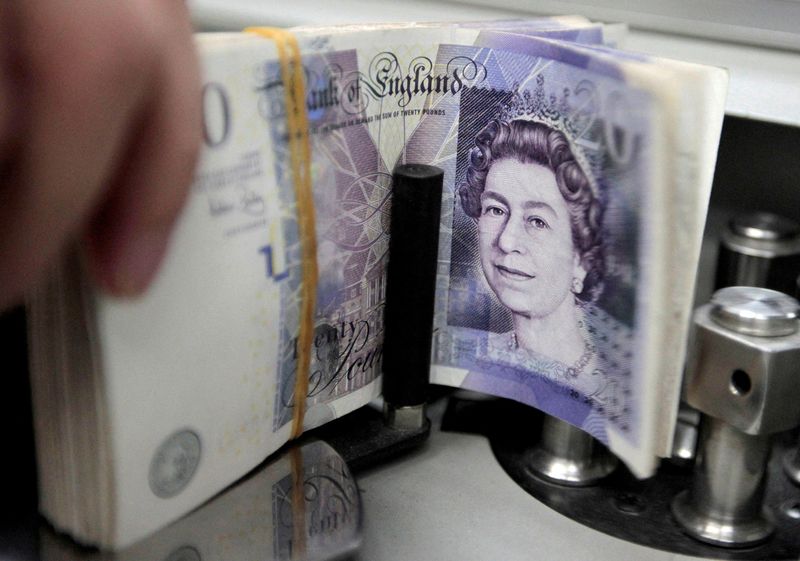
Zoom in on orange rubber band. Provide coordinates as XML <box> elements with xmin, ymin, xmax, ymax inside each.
<box><xmin>246</xmin><ymin>28</ymin><xmax>316</xmax><ymax>440</ymax></box>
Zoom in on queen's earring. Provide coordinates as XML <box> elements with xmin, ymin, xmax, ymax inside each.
<box><xmin>572</xmin><ymin>277</ymin><xmax>584</xmax><ymax>294</ymax></box>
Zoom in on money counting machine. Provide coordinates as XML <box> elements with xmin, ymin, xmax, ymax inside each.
<box><xmin>2</xmin><ymin>23</ymin><xmax>800</xmax><ymax>561</ymax></box>
<box><xmin>3</xmin><ymin>121</ymin><xmax>800</xmax><ymax>561</ymax></box>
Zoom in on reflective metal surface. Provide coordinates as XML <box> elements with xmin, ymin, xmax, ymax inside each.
<box><xmin>526</xmin><ymin>415</ymin><xmax>617</xmax><ymax>486</ymax></box>
<box><xmin>671</xmin><ymin>418</ymin><xmax>774</xmax><ymax>547</ymax></box>
<box><xmin>729</xmin><ymin>212</ymin><xmax>800</xmax><ymax>243</ymax></box>
<box><xmin>715</xmin><ymin>213</ymin><xmax>800</xmax><ymax>295</ymax></box>
<box><xmin>784</xmin><ymin>446</ymin><xmax>800</xmax><ymax>486</ymax></box>
<box><xmin>721</xmin><ymin>213</ymin><xmax>800</xmax><ymax>258</ymax></box>
<box><xmin>671</xmin><ymin>405</ymin><xmax>701</xmax><ymax>462</ymax></box>
<box><xmin>674</xmin><ymin>287</ymin><xmax>800</xmax><ymax>548</ymax></box>
<box><xmin>710</xmin><ymin>287</ymin><xmax>799</xmax><ymax>337</ymax></box>
<box><xmin>686</xmin><ymin>291</ymin><xmax>800</xmax><ymax>436</ymax></box>
<box><xmin>39</xmin><ymin>441</ymin><xmax>362</xmax><ymax>561</ymax></box>
<box><xmin>672</xmin><ymin>491</ymin><xmax>775</xmax><ymax>549</ymax></box>
<box><xmin>461</xmin><ymin>396</ymin><xmax>800</xmax><ymax>559</ymax></box>
<box><xmin>383</xmin><ymin>403</ymin><xmax>427</xmax><ymax>431</ymax></box>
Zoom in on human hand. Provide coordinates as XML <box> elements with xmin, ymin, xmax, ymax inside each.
<box><xmin>0</xmin><ymin>0</ymin><xmax>202</xmax><ymax>310</ymax></box>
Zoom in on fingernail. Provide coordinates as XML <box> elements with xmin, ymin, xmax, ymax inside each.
<box><xmin>107</xmin><ymin>229</ymin><xmax>169</xmax><ymax>297</ymax></box>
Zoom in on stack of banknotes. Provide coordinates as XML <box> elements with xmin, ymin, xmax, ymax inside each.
<box><xmin>39</xmin><ymin>441</ymin><xmax>362</xmax><ymax>561</ymax></box>
<box><xmin>27</xmin><ymin>16</ymin><xmax>727</xmax><ymax>549</ymax></box>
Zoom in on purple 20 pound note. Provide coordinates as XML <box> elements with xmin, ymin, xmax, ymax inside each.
<box><xmin>404</xmin><ymin>38</ymin><xmax>660</xmax><ymax>473</ymax></box>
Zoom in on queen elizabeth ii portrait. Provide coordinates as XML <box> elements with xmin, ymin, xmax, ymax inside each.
<box><xmin>458</xmin><ymin>116</ymin><xmax>603</xmax><ymax>375</ymax></box>
<box><xmin>445</xmin><ymin>83</ymin><xmax>636</xmax><ymax>410</ymax></box>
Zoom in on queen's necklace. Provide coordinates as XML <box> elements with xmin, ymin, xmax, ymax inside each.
<box><xmin>509</xmin><ymin>331</ymin><xmax>595</xmax><ymax>378</ymax></box>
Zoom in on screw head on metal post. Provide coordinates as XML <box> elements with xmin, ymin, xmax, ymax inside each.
<box><xmin>709</xmin><ymin>286</ymin><xmax>799</xmax><ymax>337</ymax></box>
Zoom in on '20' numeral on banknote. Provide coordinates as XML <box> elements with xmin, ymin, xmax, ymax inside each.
<box><xmin>202</xmin><ymin>82</ymin><xmax>231</xmax><ymax>148</ymax></box>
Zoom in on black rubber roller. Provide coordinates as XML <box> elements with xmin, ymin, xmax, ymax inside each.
<box><xmin>382</xmin><ymin>164</ymin><xmax>444</xmax><ymax>408</ymax></box>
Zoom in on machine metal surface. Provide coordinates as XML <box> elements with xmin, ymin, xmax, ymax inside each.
<box><xmin>526</xmin><ymin>415</ymin><xmax>618</xmax><ymax>486</ymax></box>
<box><xmin>674</xmin><ymin>287</ymin><xmax>800</xmax><ymax>547</ymax></box>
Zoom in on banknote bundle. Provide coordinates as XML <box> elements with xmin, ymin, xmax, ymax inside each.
<box><xmin>39</xmin><ymin>441</ymin><xmax>361</xmax><ymax>561</ymax></box>
<box><xmin>26</xmin><ymin>16</ymin><xmax>727</xmax><ymax>549</ymax></box>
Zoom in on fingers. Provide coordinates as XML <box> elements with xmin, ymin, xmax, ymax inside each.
<box><xmin>0</xmin><ymin>2</ymin><xmax>155</xmax><ymax>308</ymax></box>
<box><xmin>84</xmin><ymin>1</ymin><xmax>202</xmax><ymax>296</ymax></box>
<box><xmin>0</xmin><ymin>1</ymin><xmax>201</xmax><ymax>309</ymax></box>
<box><xmin>0</xmin><ymin>2</ymin><xmax>17</xmax><ymax>159</ymax></box>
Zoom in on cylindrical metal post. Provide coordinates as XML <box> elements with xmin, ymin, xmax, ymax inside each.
<box><xmin>715</xmin><ymin>213</ymin><xmax>800</xmax><ymax>483</ymax></box>
<box><xmin>672</xmin><ymin>418</ymin><xmax>773</xmax><ymax>546</ymax></box>
<box><xmin>527</xmin><ymin>415</ymin><xmax>617</xmax><ymax>486</ymax></box>
<box><xmin>715</xmin><ymin>212</ymin><xmax>800</xmax><ymax>295</ymax></box>
<box><xmin>671</xmin><ymin>405</ymin><xmax>701</xmax><ymax>463</ymax></box>
<box><xmin>382</xmin><ymin>164</ymin><xmax>443</xmax><ymax>431</ymax></box>
<box><xmin>673</xmin><ymin>286</ymin><xmax>800</xmax><ymax>547</ymax></box>
<box><xmin>784</xmin><ymin>446</ymin><xmax>800</xmax><ymax>487</ymax></box>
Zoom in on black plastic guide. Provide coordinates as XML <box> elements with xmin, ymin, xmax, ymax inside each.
<box><xmin>309</xmin><ymin>164</ymin><xmax>444</xmax><ymax>471</ymax></box>
<box><xmin>382</xmin><ymin>163</ymin><xmax>444</xmax><ymax>408</ymax></box>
